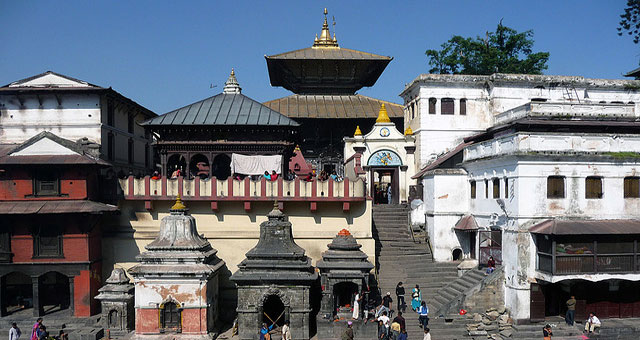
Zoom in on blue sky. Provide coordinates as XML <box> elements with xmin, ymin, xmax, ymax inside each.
<box><xmin>0</xmin><ymin>1</ymin><xmax>636</xmax><ymax>114</ymax></box>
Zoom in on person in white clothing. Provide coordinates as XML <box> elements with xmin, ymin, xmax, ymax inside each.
<box><xmin>281</xmin><ymin>321</ymin><xmax>291</xmax><ymax>340</ymax></box>
<box><xmin>352</xmin><ymin>292</ymin><xmax>361</xmax><ymax>320</ymax></box>
<box><xmin>584</xmin><ymin>313</ymin><xmax>601</xmax><ymax>333</ymax></box>
<box><xmin>9</xmin><ymin>323</ymin><xmax>21</xmax><ymax>340</ymax></box>
<box><xmin>377</xmin><ymin>311</ymin><xmax>390</xmax><ymax>339</ymax></box>
<box><xmin>423</xmin><ymin>327</ymin><xmax>431</xmax><ymax>340</ymax></box>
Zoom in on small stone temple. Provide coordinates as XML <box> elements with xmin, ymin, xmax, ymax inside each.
<box><xmin>316</xmin><ymin>229</ymin><xmax>375</xmax><ymax>339</ymax></box>
<box><xmin>231</xmin><ymin>202</ymin><xmax>318</xmax><ymax>340</ymax></box>
<box><xmin>128</xmin><ymin>197</ymin><xmax>224</xmax><ymax>338</ymax></box>
<box><xmin>94</xmin><ymin>268</ymin><xmax>135</xmax><ymax>338</ymax></box>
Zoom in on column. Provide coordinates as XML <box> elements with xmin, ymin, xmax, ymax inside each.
<box><xmin>0</xmin><ymin>275</ymin><xmax>6</xmax><ymax>317</ymax></box>
<box><xmin>68</xmin><ymin>275</ymin><xmax>75</xmax><ymax>316</ymax></box>
<box><xmin>32</xmin><ymin>276</ymin><xmax>43</xmax><ymax>317</ymax></box>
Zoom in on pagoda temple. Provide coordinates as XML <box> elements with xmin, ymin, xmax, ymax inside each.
<box><xmin>263</xmin><ymin>9</ymin><xmax>404</xmax><ymax>175</ymax></box>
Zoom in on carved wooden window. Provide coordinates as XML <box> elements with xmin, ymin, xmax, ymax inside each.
<box><xmin>33</xmin><ymin>226</ymin><xmax>63</xmax><ymax>258</ymax></box>
<box><xmin>585</xmin><ymin>176</ymin><xmax>603</xmax><ymax>199</ymax></box>
<box><xmin>33</xmin><ymin>171</ymin><xmax>59</xmax><ymax>197</ymax></box>
<box><xmin>460</xmin><ymin>99</ymin><xmax>467</xmax><ymax>115</ymax></box>
<box><xmin>624</xmin><ymin>177</ymin><xmax>640</xmax><ymax>198</ymax></box>
<box><xmin>428</xmin><ymin>98</ymin><xmax>436</xmax><ymax>114</ymax></box>
<box><xmin>470</xmin><ymin>181</ymin><xmax>476</xmax><ymax>199</ymax></box>
<box><xmin>441</xmin><ymin>98</ymin><xmax>454</xmax><ymax>115</ymax></box>
<box><xmin>161</xmin><ymin>302</ymin><xmax>181</xmax><ymax>330</ymax></box>
<box><xmin>547</xmin><ymin>176</ymin><xmax>565</xmax><ymax>199</ymax></box>
<box><xmin>492</xmin><ymin>178</ymin><xmax>500</xmax><ymax>199</ymax></box>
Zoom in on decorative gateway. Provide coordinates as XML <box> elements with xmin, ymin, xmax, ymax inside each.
<box><xmin>231</xmin><ymin>202</ymin><xmax>318</xmax><ymax>340</ymax></box>
<box><xmin>128</xmin><ymin>197</ymin><xmax>224</xmax><ymax>339</ymax></box>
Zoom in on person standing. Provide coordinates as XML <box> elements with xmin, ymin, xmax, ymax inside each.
<box><xmin>377</xmin><ymin>292</ymin><xmax>393</xmax><ymax>318</ymax></box>
<box><xmin>390</xmin><ymin>320</ymin><xmax>401</xmax><ymax>340</ymax></box>
<box><xmin>417</xmin><ymin>301</ymin><xmax>429</xmax><ymax>329</ymax></box>
<box><xmin>423</xmin><ymin>327</ymin><xmax>431</xmax><ymax>340</ymax></box>
<box><xmin>377</xmin><ymin>311</ymin><xmax>390</xmax><ymax>340</ymax></box>
<box><xmin>352</xmin><ymin>291</ymin><xmax>362</xmax><ymax>320</ymax></box>
<box><xmin>411</xmin><ymin>285</ymin><xmax>422</xmax><ymax>311</ymax></box>
<box><xmin>543</xmin><ymin>324</ymin><xmax>553</xmax><ymax>340</ymax></box>
<box><xmin>395</xmin><ymin>282</ymin><xmax>406</xmax><ymax>312</ymax></box>
<box><xmin>30</xmin><ymin>318</ymin><xmax>42</xmax><ymax>340</ymax></box>
<box><xmin>392</xmin><ymin>311</ymin><xmax>406</xmax><ymax>334</ymax></box>
<box><xmin>565</xmin><ymin>295</ymin><xmax>576</xmax><ymax>326</ymax></box>
<box><xmin>259</xmin><ymin>323</ymin><xmax>274</xmax><ymax>340</ymax></box>
<box><xmin>281</xmin><ymin>321</ymin><xmax>291</xmax><ymax>340</ymax></box>
<box><xmin>387</xmin><ymin>185</ymin><xmax>392</xmax><ymax>204</ymax></box>
<box><xmin>9</xmin><ymin>323</ymin><xmax>21</xmax><ymax>340</ymax></box>
<box><xmin>342</xmin><ymin>321</ymin><xmax>354</xmax><ymax>340</ymax></box>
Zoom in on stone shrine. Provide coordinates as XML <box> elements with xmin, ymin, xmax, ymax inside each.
<box><xmin>231</xmin><ymin>202</ymin><xmax>318</xmax><ymax>340</ymax></box>
<box><xmin>94</xmin><ymin>268</ymin><xmax>135</xmax><ymax>338</ymax></box>
<box><xmin>128</xmin><ymin>197</ymin><xmax>224</xmax><ymax>339</ymax></box>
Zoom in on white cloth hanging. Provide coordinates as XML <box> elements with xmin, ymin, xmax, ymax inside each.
<box><xmin>230</xmin><ymin>153</ymin><xmax>282</xmax><ymax>175</ymax></box>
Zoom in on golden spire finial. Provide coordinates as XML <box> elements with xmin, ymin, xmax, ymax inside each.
<box><xmin>313</xmin><ymin>8</ymin><xmax>338</xmax><ymax>48</ymax></box>
<box><xmin>376</xmin><ymin>103</ymin><xmax>391</xmax><ymax>123</ymax></box>
<box><xmin>231</xmin><ymin>68</ymin><xmax>235</xmax><ymax>76</ymax></box>
<box><xmin>171</xmin><ymin>194</ymin><xmax>187</xmax><ymax>210</ymax></box>
<box><xmin>354</xmin><ymin>125</ymin><xmax>363</xmax><ymax>136</ymax></box>
<box><xmin>404</xmin><ymin>126</ymin><xmax>414</xmax><ymax>136</ymax></box>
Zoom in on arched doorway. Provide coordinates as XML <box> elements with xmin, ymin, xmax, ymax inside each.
<box><xmin>367</xmin><ymin>150</ymin><xmax>402</xmax><ymax>205</ymax></box>
<box><xmin>167</xmin><ymin>154</ymin><xmax>186</xmax><ymax>177</ymax></box>
<box><xmin>40</xmin><ymin>272</ymin><xmax>70</xmax><ymax>313</ymax></box>
<box><xmin>189</xmin><ymin>154</ymin><xmax>210</xmax><ymax>179</ymax></box>
<box><xmin>161</xmin><ymin>301</ymin><xmax>181</xmax><ymax>331</ymax></box>
<box><xmin>262</xmin><ymin>295</ymin><xmax>285</xmax><ymax>327</ymax></box>
<box><xmin>212</xmin><ymin>154</ymin><xmax>231</xmax><ymax>180</ymax></box>
<box><xmin>333</xmin><ymin>282</ymin><xmax>358</xmax><ymax>317</ymax></box>
<box><xmin>4</xmin><ymin>272</ymin><xmax>32</xmax><ymax>315</ymax></box>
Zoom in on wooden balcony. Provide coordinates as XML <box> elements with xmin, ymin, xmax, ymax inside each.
<box><xmin>118</xmin><ymin>175</ymin><xmax>367</xmax><ymax>211</ymax></box>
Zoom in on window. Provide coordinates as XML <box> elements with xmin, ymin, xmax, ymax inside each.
<box><xmin>127</xmin><ymin>114</ymin><xmax>134</xmax><ymax>134</ymax></box>
<box><xmin>161</xmin><ymin>302</ymin><xmax>181</xmax><ymax>330</ymax></box>
<box><xmin>441</xmin><ymin>98</ymin><xmax>454</xmax><ymax>115</ymax></box>
<box><xmin>585</xmin><ymin>176</ymin><xmax>603</xmax><ymax>199</ymax></box>
<box><xmin>460</xmin><ymin>98</ymin><xmax>467</xmax><ymax>115</ymax></box>
<box><xmin>492</xmin><ymin>178</ymin><xmax>500</xmax><ymax>199</ymax></box>
<box><xmin>107</xmin><ymin>101</ymin><xmax>114</xmax><ymax>126</ymax></box>
<box><xmin>470</xmin><ymin>181</ymin><xmax>476</xmax><ymax>199</ymax></box>
<box><xmin>485</xmin><ymin>179</ymin><xmax>489</xmax><ymax>198</ymax></box>
<box><xmin>504</xmin><ymin>178</ymin><xmax>509</xmax><ymax>198</ymax></box>
<box><xmin>624</xmin><ymin>176</ymin><xmax>640</xmax><ymax>198</ymax></box>
<box><xmin>128</xmin><ymin>138</ymin><xmax>134</xmax><ymax>164</ymax></box>
<box><xmin>34</xmin><ymin>172</ymin><xmax>59</xmax><ymax>196</ymax></box>
<box><xmin>144</xmin><ymin>144</ymin><xmax>150</xmax><ymax>168</ymax></box>
<box><xmin>107</xmin><ymin>132</ymin><xmax>114</xmax><ymax>161</ymax></box>
<box><xmin>33</xmin><ymin>226</ymin><xmax>63</xmax><ymax>258</ymax></box>
<box><xmin>547</xmin><ymin>176</ymin><xmax>565</xmax><ymax>198</ymax></box>
<box><xmin>428</xmin><ymin>98</ymin><xmax>436</xmax><ymax>114</ymax></box>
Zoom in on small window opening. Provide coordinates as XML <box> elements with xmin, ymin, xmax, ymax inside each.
<box><xmin>470</xmin><ymin>181</ymin><xmax>476</xmax><ymax>199</ymax></box>
<box><xmin>459</xmin><ymin>98</ymin><xmax>466</xmax><ymax>115</ymax></box>
<box><xmin>492</xmin><ymin>178</ymin><xmax>500</xmax><ymax>199</ymax></box>
<box><xmin>441</xmin><ymin>98</ymin><xmax>454</xmax><ymax>115</ymax></box>
<box><xmin>585</xmin><ymin>176</ymin><xmax>603</xmax><ymax>199</ymax></box>
<box><xmin>547</xmin><ymin>176</ymin><xmax>565</xmax><ymax>199</ymax></box>
<box><xmin>428</xmin><ymin>98</ymin><xmax>436</xmax><ymax>114</ymax></box>
<box><xmin>624</xmin><ymin>176</ymin><xmax>639</xmax><ymax>198</ymax></box>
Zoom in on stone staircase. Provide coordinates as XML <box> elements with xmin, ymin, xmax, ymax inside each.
<box><xmin>0</xmin><ymin>312</ymin><xmax>101</xmax><ymax>340</ymax></box>
<box><xmin>373</xmin><ymin>204</ymin><xmax>467</xmax><ymax>339</ymax></box>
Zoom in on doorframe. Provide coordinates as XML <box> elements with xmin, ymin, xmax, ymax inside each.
<box><xmin>369</xmin><ymin>167</ymin><xmax>399</xmax><ymax>204</ymax></box>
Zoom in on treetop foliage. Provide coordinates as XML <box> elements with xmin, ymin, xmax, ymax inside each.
<box><xmin>618</xmin><ymin>0</ymin><xmax>640</xmax><ymax>44</ymax></box>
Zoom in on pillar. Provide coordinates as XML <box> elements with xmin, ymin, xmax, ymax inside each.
<box><xmin>68</xmin><ymin>275</ymin><xmax>75</xmax><ymax>316</ymax></box>
<box><xmin>0</xmin><ymin>275</ymin><xmax>6</xmax><ymax>317</ymax></box>
<box><xmin>32</xmin><ymin>276</ymin><xmax>43</xmax><ymax>317</ymax></box>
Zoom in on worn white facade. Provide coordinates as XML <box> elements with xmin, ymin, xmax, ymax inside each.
<box><xmin>403</xmin><ymin>73</ymin><xmax>640</xmax><ymax>321</ymax></box>
<box><xmin>0</xmin><ymin>71</ymin><xmax>155</xmax><ymax>175</ymax></box>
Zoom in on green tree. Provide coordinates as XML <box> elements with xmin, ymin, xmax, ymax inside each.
<box><xmin>618</xmin><ymin>0</ymin><xmax>640</xmax><ymax>44</ymax></box>
<box><xmin>425</xmin><ymin>22</ymin><xmax>549</xmax><ymax>75</ymax></box>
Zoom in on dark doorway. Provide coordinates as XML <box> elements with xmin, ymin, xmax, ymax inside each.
<box><xmin>108</xmin><ymin>309</ymin><xmax>120</xmax><ymax>328</ymax></box>
<box><xmin>263</xmin><ymin>295</ymin><xmax>285</xmax><ymax>327</ymax></box>
<box><xmin>530</xmin><ymin>283</ymin><xmax>546</xmax><ymax>322</ymax></box>
<box><xmin>41</xmin><ymin>272</ymin><xmax>70</xmax><ymax>313</ymax></box>
<box><xmin>167</xmin><ymin>154</ymin><xmax>186</xmax><ymax>176</ymax></box>
<box><xmin>4</xmin><ymin>272</ymin><xmax>32</xmax><ymax>315</ymax></box>
<box><xmin>470</xmin><ymin>232</ymin><xmax>477</xmax><ymax>259</ymax></box>
<box><xmin>479</xmin><ymin>229</ymin><xmax>502</xmax><ymax>265</ymax></box>
<box><xmin>212</xmin><ymin>154</ymin><xmax>232</xmax><ymax>180</ymax></box>
<box><xmin>452</xmin><ymin>249</ymin><xmax>463</xmax><ymax>261</ymax></box>
<box><xmin>333</xmin><ymin>282</ymin><xmax>358</xmax><ymax>316</ymax></box>
<box><xmin>161</xmin><ymin>302</ymin><xmax>181</xmax><ymax>330</ymax></box>
<box><xmin>371</xmin><ymin>167</ymin><xmax>399</xmax><ymax>204</ymax></box>
<box><xmin>189</xmin><ymin>154</ymin><xmax>210</xmax><ymax>179</ymax></box>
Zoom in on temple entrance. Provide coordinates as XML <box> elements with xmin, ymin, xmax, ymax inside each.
<box><xmin>333</xmin><ymin>282</ymin><xmax>358</xmax><ymax>317</ymax></box>
<box><xmin>479</xmin><ymin>229</ymin><xmax>502</xmax><ymax>265</ymax></box>
<box><xmin>3</xmin><ymin>272</ymin><xmax>32</xmax><ymax>315</ymax></box>
<box><xmin>370</xmin><ymin>167</ymin><xmax>399</xmax><ymax>204</ymax></box>
<box><xmin>167</xmin><ymin>154</ymin><xmax>186</xmax><ymax>177</ymax></box>
<box><xmin>41</xmin><ymin>271</ymin><xmax>70</xmax><ymax>313</ymax></box>
<box><xmin>212</xmin><ymin>154</ymin><xmax>231</xmax><ymax>180</ymax></box>
<box><xmin>263</xmin><ymin>295</ymin><xmax>286</xmax><ymax>327</ymax></box>
<box><xmin>161</xmin><ymin>301</ymin><xmax>181</xmax><ymax>331</ymax></box>
<box><xmin>189</xmin><ymin>154</ymin><xmax>210</xmax><ymax>179</ymax></box>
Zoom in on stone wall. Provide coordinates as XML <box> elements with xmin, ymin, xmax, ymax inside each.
<box><xmin>463</xmin><ymin>269</ymin><xmax>505</xmax><ymax>313</ymax></box>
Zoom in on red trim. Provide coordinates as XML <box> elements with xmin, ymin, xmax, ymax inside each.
<box><xmin>178</xmin><ymin>176</ymin><xmax>184</xmax><ymax>197</ymax></box>
<box><xmin>228</xmin><ymin>179</ymin><xmax>233</xmax><ymax>197</ymax></box>
<box><xmin>277</xmin><ymin>177</ymin><xmax>283</xmax><ymax>199</ymax></box>
<box><xmin>211</xmin><ymin>201</ymin><xmax>218</xmax><ymax>211</ymax></box>
<box><xmin>128</xmin><ymin>176</ymin><xmax>134</xmax><ymax>197</ymax></box>
<box><xmin>261</xmin><ymin>178</ymin><xmax>266</xmax><ymax>198</ymax></box>
<box><xmin>211</xmin><ymin>179</ymin><xmax>217</xmax><ymax>199</ymax></box>
<box><xmin>328</xmin><ymin>179</ymin><xmax>334</xmax><ymax>198</ymax></box>
<box><xmin>343</xmin><ymin>178</ymin><xmax>350</xmax><ymax>198</ymax></box>
<box><xmin>244</xmin><ymin>201</ymin><xmax>251</xmax><ymax>211</ymax></box>
<box><xmin>310</xmin><ymin>201</ymin><xmax>317</xmax><ymax>212</ymax></box>
<box><xmin>145</xmin><ymin>201</ymin><xmax>153</xmax><ymax>210</ymax></box>
<box><xmin>194</xmin><ymin>177</ymin><xmax>200</xmax><ymax>198</ymax></box>
<box><xmin>343</xmin><ymin>202</ymin><xmax>350</xmax><ymax>211</ymax></box>
<box><xmin>161</xmin><ymin>177</ymin><xmax>167</xmax><ymax>196</ymax></box>
<box><xmin>144</xmin><ymin>176</ymin><xmax>150</xmax><ymax>198</ymax></box>
<box><xmin>311</xmin><ymin>180</ymin><xmax>317</xmax><ymax>198</ymax></box>
<box><xmin>294</xmin><ymin>177</ymin><xmax>300</xmax><ymax>197</ymax></box>
<box><xmin>244</xmin><ymin>178</ymin><xmax>250</xmax><ymax>198</ymax></box>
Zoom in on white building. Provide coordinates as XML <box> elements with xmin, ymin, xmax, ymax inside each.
<box><xmin>402</xmin><ymin>73</ymin><xmax>640</xmax><ymax>322</ymax></box>
<box><xmin>0</xmin><ymin>71</ymin><xmax>156</xmax><ymax>175</ymax></box>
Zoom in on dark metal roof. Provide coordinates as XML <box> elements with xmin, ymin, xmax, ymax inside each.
<box><xmin>0</xmin><ymin>200</ymin><xmax>118</xmax><ymax>214</ymax></box>
<box><xmin>529</xmin><ymin>219</ymin><xmax>640</xmax><ymax>235</ymax></box>
<box><xmin>454</xmin><ymin>215</ymin><xmax>479</xmax><ymax>231</ymax></box>
<box><xmin>266</xmin><ymin>47</ymin><xmax>391</xmax><ymax>61</ymax></box>
<box><xmin>144</xmin><ymin>93</ymin><xmax>299</xmax><ymax>127</ymax></box>
<box><xmin>262</xmin><ymin>94</ymin><xmax>403</xmax><ymax>119</ymax></box>
<box><xmin>624</xmin><ymin>66</ymin><xmax>640</xmax><ymax>78</ymax></box>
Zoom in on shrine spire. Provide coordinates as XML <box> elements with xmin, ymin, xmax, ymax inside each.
<box><xmin>313</xmin><ymin>8</ymin><xmax>338</xmax><ymax>48</ymax></box>
<box><xmin>223</xmin><ymin>68</ymin><xmax>242</xmax><ymax>94</ymax></box>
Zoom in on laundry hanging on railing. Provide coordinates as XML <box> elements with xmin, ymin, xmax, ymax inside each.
<box><xmin>230</xmin><ymin>153</ymin><xmax>282</xmax><ymax>175</ymax></box>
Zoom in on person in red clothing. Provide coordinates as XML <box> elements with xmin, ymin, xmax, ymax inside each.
<box><xmin>486</xmin><ymin>256</ymin><xmax>496</xmax><ymax>275</ymax></box>
<box><xmin>270</xmin><ymin>170</ymin><xmax>278</xmax><ymax>181</ymax></box>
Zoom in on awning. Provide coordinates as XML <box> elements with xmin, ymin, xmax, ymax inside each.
<box><xmin>454</xmin><ymin>215</ymin><xmax>479</xmax><ymax>231</ymax></box>
<box><xmin>0</xmin><ymin>200</ymin><xmax>118</xmax><ymax>214</ymax></box>
<box><xmin>529</xmin><ymin>219</ymin><xmax>640</xmax><ymax>235</ymax></box>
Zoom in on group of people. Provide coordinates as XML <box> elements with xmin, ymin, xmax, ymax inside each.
<box><xmin>8</xmin><ymin>318</ymin><xmax>68</xmax><ymax>340</ymax></box>
<box><xmin>258</xmin><ymin>320</ymin><xmax>291</xmax><ymax>340</ymax></box>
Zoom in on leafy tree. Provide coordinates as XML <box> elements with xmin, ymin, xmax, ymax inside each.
<box><xmin>425</xmin><ymin>22</ymin><xmax>549</xmax><ymax>75</ymax></box>
<box><xmin>618</xmin><ymin>0</ymin><xmax>640</xmax><ymax>44</ymax></box>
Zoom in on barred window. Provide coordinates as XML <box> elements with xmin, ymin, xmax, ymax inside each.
<box><xmin>624</xmin><ymin>176</ymin><xmax>640</xmax><ymax>198</ymax></box>
<box><xmin>547</xmin><ymin>176</ymin><xmax>565</xmax><ymax>199</ymax></box>
<box><xmin>428</xmin><ymin>98</ymin><xmax>436</xmax><ymax>114</ymax></box>
<box><xmin>585</xmin><ymin>176</ymin><xmax>603</xmax><ymax>199</ymax></box>
<box><xmin>460</xmin><ymin>99</ymin><xmax>467</xmax><ymax>115</ymax></box>
<box><xmin>441</xmin><ymin>98</ymin><xmax>454</xmax><ymax>115</ymax></box>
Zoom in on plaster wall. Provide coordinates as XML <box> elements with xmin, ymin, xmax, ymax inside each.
<box><xmin>134</xmin><ymin>279</ymin><xmax>208</xmax><ymax>308</ymax></box>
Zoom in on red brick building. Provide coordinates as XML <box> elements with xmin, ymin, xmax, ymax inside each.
<box><xmin>0</xmin><ymin>132</ymin><xmax>116</xmax><ymax>317</ymax></box>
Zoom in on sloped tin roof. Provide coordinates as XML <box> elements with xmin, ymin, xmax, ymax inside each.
<box><xmin>263</xmin><ymin>94</ymin><xmax>403</xmax><ymax>119</ymax></box>
<box><xmin>144</xmin><ymin>93</ymin><xmax>299</xmax><ymax>127</ymax></box>
<box><xmin>266</xmin><ymin>47</ymin><xmax>392</xmax><ymax>61</ymax></box>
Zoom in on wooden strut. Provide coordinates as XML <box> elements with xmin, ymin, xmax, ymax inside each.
<box><xmin>263</xmin><ymin>310</ymin><xmax>285</xmax><ymax>328</ymax></box>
